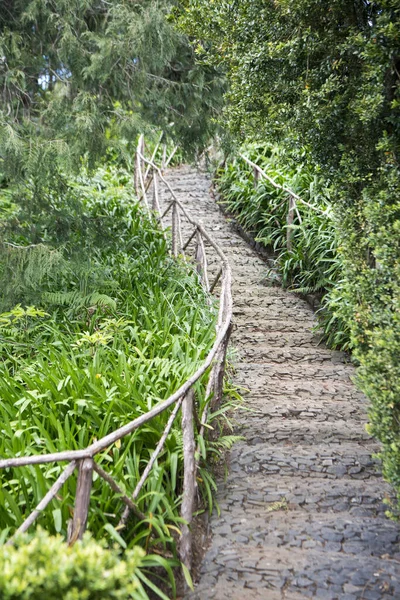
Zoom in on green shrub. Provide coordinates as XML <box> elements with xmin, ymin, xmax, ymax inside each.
<box><xmin>336</xmin><ymin>174</ymin><xmax>400</xmax><ymax>513</ymax></box>
<box><xmin>0</xmin><ymin>529</ymin><xmax>148</xmax><ymax>600</ymax></box>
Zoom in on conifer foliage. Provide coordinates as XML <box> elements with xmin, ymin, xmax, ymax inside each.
<box><xmin>0</xmin><ymin>0</ymin><xmax>223</xmax><ymax>178</ymax></box>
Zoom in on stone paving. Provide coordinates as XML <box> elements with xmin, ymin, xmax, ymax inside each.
<box><xmin>161</xmin><ymin>167</ymin><xmax>400</xmax><ymax>599</ymax></box>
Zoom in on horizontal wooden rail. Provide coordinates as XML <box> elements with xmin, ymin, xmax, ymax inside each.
<box><xmin>239</xmin><ymin>153</ymin><xmax>328</xmax><ymax>216</ymax></box>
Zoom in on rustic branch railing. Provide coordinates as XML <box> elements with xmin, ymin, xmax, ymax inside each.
<box><xmin>0</xmin><ymin>135</ymin><xmax>233</xmax><ymax>573</ymax></box>
<box><xmin>239</xmin><ymin>153</ymin><xmax>330</xmax><ymax>251</ymax></box>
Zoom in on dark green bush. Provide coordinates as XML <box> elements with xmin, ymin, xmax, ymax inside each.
<box><xmin>337</xmin><ymin>174</ymin><xmax>400</xmax><ymax>511</ymax></box>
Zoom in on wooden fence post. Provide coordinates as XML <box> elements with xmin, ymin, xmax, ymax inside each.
<box><xmin>152</xmin><ymin>170</ymin><xmax>159</xmax><ymax>212</ymax></box>
<box><xmin>286</xmin><ymin>196</ymin><xmax>295</xmax><ymax>252</ymax></box>
<box><xmin>140</xmin><ymin>136</ymin><xmax>145</xmax><ymax>166</ymax></box>
<box><xmin>134</xmin><ymin>150</ymin><xmax>140</xmax><ymax>197</ymax></box>
<box><xmin>135</xmin><ymin>134</ymin><xmax>144</xmax><ymax>197</ymax></box>
<box><xmin>172</xmin><ymin>201</ymin><xmax>178</xmax><ymax>257</ymax></box>
<box><xmin>195</xmin><ymin>229</ymin><xmax>202</xmax><ymax>277</ymax></box>
<box><xmin>213</xmin><ymin>322</ymin><xmax>233</xmax><ymax>410</ymax></box>
<box><xmin>253</xmin><ymin>166</ymin><xmax>260</xmax><ymax>189</ymax></box>
<box><xmin>68</xmin><ymin>457</ymin><xmax>94</xmax><ymax>544</ymax></box>
<box><xmin>195</xmin><ymin>230</ymin><xmax>209</xmax><ymax>290</ymax></box>
<box><xmin>179</xmin><ymin>389</ymin><xmax>196</xmax><ymax>572</ymax></box>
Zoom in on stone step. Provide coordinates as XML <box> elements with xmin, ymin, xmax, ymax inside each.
<box><xmin>171</xmin><ymin>184</ymin><xmax>210</xmax><ymax>192</ymax></box>
<box><xmin>235</xmin><ymin>344</ymin><xmax>348</xmax><ymax>365</ymax></box>
<box><xmin>204</xmin><ymin>238</ymin><xmax>257</xmax><ymax>251</ymax></box>
<box><xmin>231</xmin><ymin>270</ymin><xmax>269</xmax><ymax>281</ymax></box>
<box><xmin>230</xmin><ymin>277</ymin><xmax>271</xmax><ymax>289</ymax></box>
<box><xmin>235</xmin><ymin>396</ymin><xmax>368</xmax><ymax>422</ymax></box>
<box><xmin>229</xmin><ymin>442</ymin><xmax>381</xmax><ymax>480</ymax></box>
<box><xmin>216</xmin><ymin>473</ymin><xmax>393</xmax><ymax>517</ymax></box>
<box><xmin>230</xmin><ymin>266</ymin><xmax>270</xmax><ymax>277</ymax></box>
<box><xmin>231</xmin><ymin>329</ymin><xmax>324</xmax><ymax>348</ymax></box>
<box><xmin>223</xmin><ymin>251</ymin><xmax>267</xmax><ymax>265</ymax></box>
<box><xmin>231</xmin><ymin>282</ymin><xmax>299</xmax><ymax>296</ymax></box>
<box><xmin>220</xmin><ymin>250</ymin><xmax>267</xmax><ymax>262</ymax></box>
<box><xmin>166</xmin><ymin>179</ymin><xmax>208</xmax><ymax>186</ymax></box>
<box><xmin>234</xmin><ymin>319</ymin><xmax>320</xmax><ymax>333</ymax></box>
<box><xmin>187</xmin><ymin>579</ymin><xmax>304</xmax><ymax>600</ymax></box>
<box><xmin>234</xmin><ymin>295</ymin><xmax>315</xmax><ymax>310</ymax></box>
<box><xmin>233</xmin><ymin>305</ymin><xmax>315</xmax><ymax>322</ymax></box>
<box><xmin>213</xmin><ymin>511</ymin><xmax>400</xmax><ymax>559</ymax></box>
<box><xmin>220</xmin><ymin>242</ymin><xmax>262</xmax><ymax>255</ymax></box>
<box><xmin>235</xmin><ymin>377</ymin><xmax>366</xmax><ymax>403</ymax></box>
<box><xmin>227</xmin><ymin>265</ymin><xmax>270</xmax><ymax>277</ymax></box>
<box><xmin>231</xmin><ymin>275</ymin><xmax>282</xmax><ymax>287</ymax></box>
<box><xmin>236</xmin><ymin>418</ymin><xmax>370</xmax><ymax>445</ymax></box>
<box><xmin>192</xmin><ymin>544</ymin><xmax>400</xmax><ymax>600</ymax></box>
<box><xmin>235</xmin><ymin>362</ymin><xmax>355</xmax><ymax>382</ymax></box>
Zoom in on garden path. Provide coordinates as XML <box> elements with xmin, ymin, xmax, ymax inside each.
<box><xmin>162</xmin><ymin>166</ymin><xmax>400</xmax><ymax>600</ymax></box>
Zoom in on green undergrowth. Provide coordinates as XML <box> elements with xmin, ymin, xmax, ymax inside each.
<box><xmin>217</xmin><ymin>143</ymin><xmax>349</xmax><ymax>349</ymax></box>
<box><xmin>0</xmin><ymin>164</ymin><xmax>233</xmax><ymax>593</ymax></box>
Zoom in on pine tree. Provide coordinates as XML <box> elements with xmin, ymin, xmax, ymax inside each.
<box><xmin>0</xmin><ymin>0</ymin><xmax>224</xmax><ymax>179</ymax></box>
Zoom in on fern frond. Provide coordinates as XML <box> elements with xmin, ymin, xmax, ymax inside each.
<box><xmin>43</xmin><ymin>290</ymin><xmax>117</xmax><ymax>311</ymax></box>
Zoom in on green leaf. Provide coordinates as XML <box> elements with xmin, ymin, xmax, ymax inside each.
<box><xmin>181</xmin><ymin>562</ymin><xmax>194</xmax><ymax>591</ymax></box>
<box><xmin>52</xmin><ymin>509</ymin><xmax>62</xmax><ymax>533</ymax></box>
<box><xmin>104</xmin><ymin>523</ymin><xmax>127</xmax><ymax>549</ymax></box>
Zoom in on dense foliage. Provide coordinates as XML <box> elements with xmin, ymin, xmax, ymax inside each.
<box><xmin>180</xmin><ymin>1</ymin><xmax>400</xmax><ymax>511</ymax></box>
<box><xmin>0</xmin><ymin>0</ymin><xmax>224</xmax><ymax>180</ymax></box>
<box><xmin>0</xmin><ymin>165</ymin><xmax>226</xmax><ymax>597</ymax></box>
<box><xmin>180</xmin><ymin>0</ymin><xmax>399</xmax><ymax>165</ymax></box>
<box><xmin>0</xmin><ymin>1</ymin><xmax>230</xmax><ymax>596</ymax></box>
<box><xmin>0</xmin><ymin>529</ymin><xmax>149</xmax><ymax>600</ymax></box>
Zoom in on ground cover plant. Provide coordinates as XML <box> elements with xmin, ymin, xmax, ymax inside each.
<box><xmin>0</xmin><ymin>164</ymin><xmax>222</xmax><ymax>591</ymax></box>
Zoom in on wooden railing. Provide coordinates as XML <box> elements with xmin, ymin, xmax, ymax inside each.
<box><xmin>0</xmin><ymin>135</ymin><xmax>233</xmax><ymax>572</ymax></box>
<box><xmin>239</xmin><ymin>153</ymin><xmax>329</xmax><ymax>252</ymax></box>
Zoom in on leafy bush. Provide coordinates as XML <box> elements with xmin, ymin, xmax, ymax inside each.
<box><xmin>336</xmin><ymin>174</ymin><xmax>400</xmax><ymax>513</ymax></box>
<box><xmin>0</xmin><ymin>529</ymin><xmax>148</xmax><ymax>600</ymax></box>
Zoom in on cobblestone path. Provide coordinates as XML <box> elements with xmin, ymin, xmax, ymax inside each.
<box><xmin>162</xmin><ymin>167</ymin><xmax>400</xmax><ymax>600</ymax></box>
